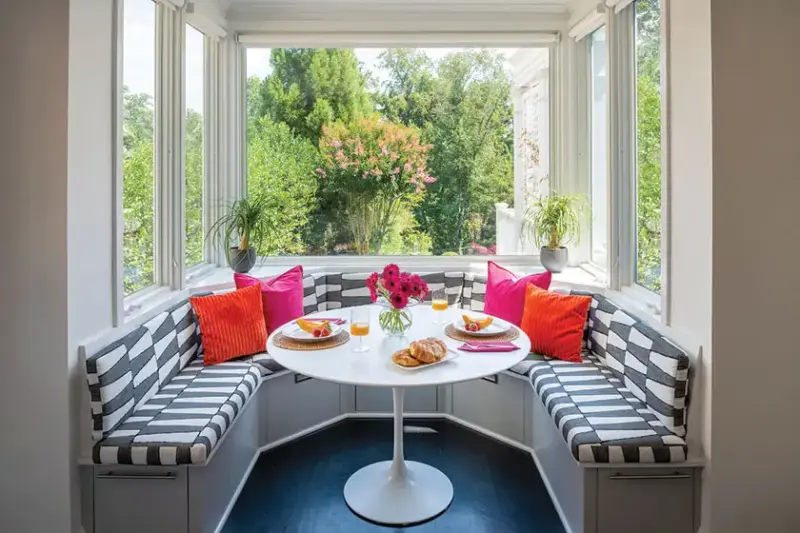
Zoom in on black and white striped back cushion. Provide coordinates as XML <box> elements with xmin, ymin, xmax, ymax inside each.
<box><xmin>328</xmin><ymin>272</ymin><xmax>464</xmax><ymax>309</ymax></box>
<box><xmin>586</xmin><ymin>294</ymin><xmax>690</xmax><ymax>437</ymax></box>
<box><xmin>462</xmin><ymin>273</ymin><xmax>487</xmax><ymax>311</ymax></box>
<box><xmin>86</xmin><ymin>326</ymin><xmax>160</xmax><ymax>440</ymax></box>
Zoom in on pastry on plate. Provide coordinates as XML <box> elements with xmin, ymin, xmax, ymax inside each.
<box><xmin>409</xmin><ymin>337</ymin><xmax>447</xmax><ymax>364</ymax></box>
<box><xmin>392</xmin><ymin>348</ymin><xmax>422</xmax><ymax>367</ymax></box>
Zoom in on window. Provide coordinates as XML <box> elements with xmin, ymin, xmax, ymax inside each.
<box><xmin>245</xmin><ymin>47</ymin><xmax>550</xmax><ymax>258</ymax></box>
<box><xmin>589</xmin><ymin>27</ymin><xmax>608</xmax><ymax>268</ymax></box>
<box><xmin>185</xmin><ymin>24</ymin><xmax>205</xmax><ymax>268</ymax></box>
<box><xmin>121</xmin><ymin>0</ymin><xmax>157</xmax><ymax>296</ymax></box>
<box><xmin>634</xmin><ymin>0</ymin><xmax>662</xmax><ymax>293</ymax></box>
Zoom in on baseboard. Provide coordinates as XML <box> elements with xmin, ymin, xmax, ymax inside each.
<box><xmin>445</xmin><ymin>414</ymin><xmax>531</xmax><ymax>453</ymax></box>
<box><xmin>529</xmin><ymin>447</ymin><xmax>574</xmax><ymax>533</ymax></box>
<box><xmin>259</xmin><ymin>414</ymin><xmax>349</xmax><ymax>453</ymax></box>
<box><xmin>213</xmin><ymin>451</ymin><xmax>261</xmax><ymax>533</ymax></box>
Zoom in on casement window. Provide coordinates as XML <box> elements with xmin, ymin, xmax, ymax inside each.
<box><xmin>114</xmin><ymin>0</ymin><xmax>222</xmax><ymax>322</ymax></box>
<box><xmin>242</xmin><ymin>44</ymin><xmax>554</xmax><ymax>260</ymax></box>
<box><xmin>120</xmin><ymin>0</ymin><xmax>157</xmax><ymax>297</ymax></box>
<box><xmin>573</xmin><ymin>0</ymin><xmax>667</xmax><ymax>320</ymax></box>
<box><xmin>184</xmin><ymin>23</ymin><xmax>205</xmax><ymax>269</ymax></box>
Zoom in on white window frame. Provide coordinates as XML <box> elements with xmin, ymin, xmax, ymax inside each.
<box><xmin>238</xmin><ymin>33</ymin><xmax>559</xmax><ymax>269</ymax></box>
<box><xmin>571</xmin><ymin>0</ymin><xmax>669</xmax><ymax>323</ymax></box>
<box><xmin>113</xmin><ymin>0</ymin><xmax>222</xmax><ymax>324</ymax></box>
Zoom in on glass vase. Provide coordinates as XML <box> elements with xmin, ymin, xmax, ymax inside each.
<box><xmin>378</xmin><ymin>307</ymin><xmax>414</xmax><ymax>337</ymax></box>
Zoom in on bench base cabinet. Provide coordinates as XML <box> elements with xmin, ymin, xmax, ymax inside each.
<box><xmin>530</xmin><ymin>381</ymin><xmax>702</xmax><ymax>533</ymax></box>
<box><xmin>355</xmin><ymin>385</ymin><xmax>438</xmax><ymax>412</ymax></box>
<box><xmin>452</xmin><ymin>374</ymin><xmax>527</xmax><ymax>443</ymax></box>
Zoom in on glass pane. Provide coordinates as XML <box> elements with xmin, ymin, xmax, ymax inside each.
<box><xmin>185</xmin><ymin>25</ymin><xmax>204</xmax><ymax>268</ymax></box>
<box><xmin>635</xmin><ymin>0</ymin><xmax>662</xmax><ymax>293</ymax></box>
<box><xmin>122</xmin><ymin>0</ymin><xmax>156</xmax><ymax>295</ymax></box>
<box><xmin>590</xmin><ymin>27</ymin><xmax>608</xmax><ymax>268</ymax></box>
<box><xmin>245</xmin><ymin>47</ymin><xmax>550</xmax><ymax>257</ymax></box>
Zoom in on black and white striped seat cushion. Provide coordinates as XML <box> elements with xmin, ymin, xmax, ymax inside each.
<box><xmin>92</xmin><ymin>356</ymin><xmax>261</xmax><ymax>465</ymax></box>
<box><xmin>529</xmin><ymin>353</ymin><xmax>687</xmax><ymax>464</ymax></box>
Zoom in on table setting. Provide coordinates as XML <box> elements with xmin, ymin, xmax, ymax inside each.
<box><xmin>266</xmin><ymin>264</ymin><xmax>531</xmax><ymax>527</ymax></box>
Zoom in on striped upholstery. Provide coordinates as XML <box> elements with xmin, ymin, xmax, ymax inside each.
<box><xmin>462</xmin><ymin>273</ymin><xmax>487</xmax><ymax>311</ymax></box>
<box><xmin>92</xmin><ymin>355</ymin><xmax>261</xmax><ymax>465</ymax></box>
<box><xmin>529</xmin><ymin>353</ymin><xmax>687</xmax><ymax>463</ymax></box>
<box><xmin>324</xmin><ymin>271</ymin><xmax>465</xmax><ymax>309</ymax></box>
<box><xmin>582</xmin><ymin>293</ymin><xmax>690</xmax><ymax>436</ymax></box>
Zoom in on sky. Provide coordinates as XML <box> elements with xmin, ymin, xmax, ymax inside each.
<box><xmin>123</xmin><ymin>0</ymin><xmax>205</xmax><ymax>113</ymax></box>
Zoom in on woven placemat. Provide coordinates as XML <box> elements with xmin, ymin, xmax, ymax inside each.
<box><xmin>272</xmin><ymin>330</ymin><xmax>351</xmax><ymax>351</ymax></box>
<box><xmin>444</xmin><ymin>323</ymin><xmax>520</xmax><ymax>343</ymax></box>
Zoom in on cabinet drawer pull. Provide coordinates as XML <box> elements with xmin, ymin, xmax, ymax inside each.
<box><xmin>294</xmin><ymin>373</ymin><xmax>313</xmax><ymax>384</ymax></box>
<box><xmin>609</xmin><ymin>473</ymin><xmax>690</xmax><ymax>481</ymax></box>
<box><xmin>481</xmin><ymin>374</ymin><xmax>499</xmax><ymax>384</ymax></box>
<box><xmin>97</xmin><ymin>472</ymin><xmax>176</xmax><ymax>481</ymax></box>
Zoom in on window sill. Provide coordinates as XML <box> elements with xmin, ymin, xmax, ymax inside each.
<box><xmin>121</xmin><ymin>258</ymin><xmax>608</xmax><ymax>324</ymax></box>
<box><xmin>605</xmin><ymin>284</ymin><xmax>663</xmax><ymax>326</ymax></box>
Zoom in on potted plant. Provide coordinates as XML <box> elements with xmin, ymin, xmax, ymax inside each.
<box><xmin>207</xmin><ymin>197</ymin><xmax>271</xmax><ymax>273</ymax></box>
<box><xmin>523</xmin><ymin>192</ymin><xmax>585</xmax><ymax>273</ymax></box>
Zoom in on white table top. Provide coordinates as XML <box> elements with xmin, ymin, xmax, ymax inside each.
<box><xmin>268</xmin><ymin>305</ymin><xmax>531</xmax><ymax>388</ymax></box>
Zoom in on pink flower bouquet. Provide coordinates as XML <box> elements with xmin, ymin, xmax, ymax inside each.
<box><xmin>367</xmin><ymin>264</ymin><xmax>429</xmax><ymax>335</ymax></box>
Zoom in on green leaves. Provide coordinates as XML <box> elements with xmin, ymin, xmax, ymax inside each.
<box><xmin>523</xmin><ymin>193</ymin><xmax>586</xmax><ymax>250</ymax></box>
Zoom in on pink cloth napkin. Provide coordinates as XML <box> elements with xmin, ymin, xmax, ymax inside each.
<box><xmin>301</xmin><ymin>317</ymin><xmax>347</xmax><ymax>325</ymax></box>
<box><xmin>458</xmin><ymin>341</ymin><xmax>520</xmax><ymax>352</ymax></box>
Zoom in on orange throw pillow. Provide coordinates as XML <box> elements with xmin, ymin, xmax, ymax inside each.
<box><xmin>520</xmin><ymin>284</ymin><xmax>592</xmax><ymax>363</ymax></box>
<box><xmin>190</xmin><ymin>284</ymin><xmax>268</xmax><ymax>366</ymax></box>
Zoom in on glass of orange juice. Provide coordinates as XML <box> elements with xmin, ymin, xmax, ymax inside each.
<box><xmin>350</xmin><ymin>307</ymin><xmax>370</xmax><ymax>352</ymax></box>
<box><xmin>431</xmin><ymin>288</ymin><xmax>449</xmax><ymax>324</ymax></box>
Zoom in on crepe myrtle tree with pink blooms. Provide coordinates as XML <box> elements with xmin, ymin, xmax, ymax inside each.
<box><xmin>367</xmin><ymin>264</ymin><xmax>429</xmax><ymax>335</ymax></box>
<box><xmin>318</xmin><ymin>117</ymin><xmax>436</xmax><ymax>255</ymax></box>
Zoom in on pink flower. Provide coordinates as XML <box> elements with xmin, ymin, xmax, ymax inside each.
<box><xmin>383</xmin><ymin>264</ymin><xmax>400</xmax><ymax>279</ymax></box>
<box><xmin>390</xmin><ymin>291</ymin><xmax>409</xmax><ymax>310</ymax></box>
<box><xmin>366</xmin><ymin>272</ymin><xmax>379</xmax><ymax>289</ymax></box>
<box><xmin>332</xmin><ymin>140</ymin><xmax>342</xmax><ymax>148</ymax></box>
<box><xmin>382</xmin><ymin>146</ymin><xmax>389</xmax><ymax>155</ymax></box>
<box><xmin>404</xmin><ymin>162</ymin><xmax>413</xmax><ymax>172</ymax></box>
<box><xmin>383</xmin><ymin>276</ymin><xmax>399</xmax><ymax>293</ymax></box>
<box><xmin>368</xmin><ymin>285</ymin><xmax>378</xmax><ymax>302</ymax></box>
<box><xmin>390</xmin><ymin>152</ymin><xmax>399</xmax><ymax>161</ymax></box>
<box><xmin>399</xmin><ymin>280</ymin><xmax>412</xmax><ymax>296</ymax></box>
<box><xmin>423</xmin><ymin>175</ymin><xmax>436</xmax><ymax>184</ymax></box>
<box><xmin>408</xmin><ymin>275</ymin><xmax>423</xmax><ymax>297</ymax></box>
<box><xmin>335</xmin><ymin>150</ymin><xmax>345</xmax><ymax>159</ymax></box>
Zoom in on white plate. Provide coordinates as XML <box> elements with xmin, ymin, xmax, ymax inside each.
<box><xmin>281</xmin><ymin>321</ymin><xmax>344</xmax><ymax>342</ymax></box>
<box><xmin>452</xmin><ymin>315</ymin><xmax>511</xmax><ymax>337</ymax></box>
<box><xmin>392</xmin><ymin>349</ymin><xmax>460</xmax><ymax>371</ymax></box>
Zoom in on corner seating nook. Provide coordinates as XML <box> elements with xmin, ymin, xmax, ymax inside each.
<box><xmin>80</xmin><ymin>271</ymin><xmax>702</xmax><ymax>533</ymax></box>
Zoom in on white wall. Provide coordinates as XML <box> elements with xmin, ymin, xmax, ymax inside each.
<box><xmin>666</xmin><ymin>0</ymin><xmax>714</xmax><ymax>529</ymax></box>
<box><xmin>709</xmin><ymin>0</ymin><xmax>800</xmax><ymax>531</ymax></box>
<box><xmin>68</xmin><ymin>0</ymin><xmax>116</xmax><ymax>530</ymax></box>
<box><xmin>0</xmin><ymin>1</ymin><xmax>73</xmax><ymax>532</ymax></box>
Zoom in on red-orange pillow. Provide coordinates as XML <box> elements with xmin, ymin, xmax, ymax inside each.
<box><xmin>190</xmin><ymin>284</ymin><xmax>268</xmax><ymax>366</ymax></box>
<box><xmin>520</xmin><ymin>284</ymin><xmax>592</xmax><ymax>363</ymax></box>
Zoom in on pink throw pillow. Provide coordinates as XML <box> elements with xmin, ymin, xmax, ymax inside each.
<box><xmin>484</xmin><ymin>261</ymin><xmax>552</xmax><ymax>326</ymax></box>
<box><xmin>233</xmin><ymin>266</ymin><xmax>304</xmax><ymax>334</ymax></box>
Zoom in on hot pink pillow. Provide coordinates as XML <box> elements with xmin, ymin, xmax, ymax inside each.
<box><xmin>484</xmin><ymin>261</ymin><xmax>552</xmax><ymax>326</ymax></box>
<box><xmin>233</xmin><ymin>266</ymin><xmax>304</xmax><ymax>334</ymax></box>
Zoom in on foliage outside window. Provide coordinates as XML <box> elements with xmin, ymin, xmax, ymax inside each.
<box><xmin>245</xmin><ymin>48</ymin><xmax>543</xmax><ymax>257</ymax></box>
<box><xmin>634</xmin><ymin>0</ymin><xmax>663</xmax><ymax>292</ymax></box>
<box><xmin>590</xmin><ymin>27</ymin><xmax>608</xmax><ymax>268</ymax></box>
<box><xmin>185</xmin><ymin>24</ymin><xmax>204</xmax><ymax>268</ymax></box>
<box><xmin>122</xmin><ymin>0</ymin><xmax>156</xmax><ymax>295</ymax></box>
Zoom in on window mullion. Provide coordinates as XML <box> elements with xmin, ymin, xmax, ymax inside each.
<box><xmin>607</xmin><ymin>6</ymin><xmax>635</xmax><ymax>290</ymax></box>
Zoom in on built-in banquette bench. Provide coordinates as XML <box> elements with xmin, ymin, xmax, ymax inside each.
<box><xmin>79</xmin><ymin>271</ymin><xmax>702</xmax><ymax>533</ymax></box>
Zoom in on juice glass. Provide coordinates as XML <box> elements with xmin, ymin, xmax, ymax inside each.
<box><xmin>350</xmin><ymin>307</ymin><xmax>371</xmax><ymax>353</ymax></box>
<box><xmin>431</xmin><ymin>288</ymin><xmax>449</xmax><ymax>324</ymax></box>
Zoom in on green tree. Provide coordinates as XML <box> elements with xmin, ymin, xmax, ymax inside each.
<box><xmin>122</xmin><ymin>88</ymin><xmax>155</xmax><ymax>295</ymax></box>
<box><xmin>410</xmin><ymin>50</ymin><xmax>513</xmax><ymax>254</ymax></box>
<box><xmin>185</xmin><ymin>108</ymin><xmax>204</xmax><ymax>267</ymax></box>
<box><xmin>247</xmin><ymin>117</ymin><xmax>320</xmax><ymax>255</ymax></box>
<box><xmin>318</xmin><ymin>116</ymin><xmax>435</xmax><ymax>254</ymax></box>
<box><xmin>635</xmin><ymin>0</ymin><xmax>663</xmax><ymax>292</ymax></box>
<box><xmin>259</xmin><ymin>48</ymin><xmax>373</xmax><ymax>144</ymax></box>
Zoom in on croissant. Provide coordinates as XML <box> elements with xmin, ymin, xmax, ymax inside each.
<box><xmin>392</xmin><ymin>348</ymin><xmax>422</xmax><ymax>367</ymax></box>
<box><xmin>409</xmin><ymin>337</ymin><xmax>447</xmax><ymax>364</ymax></box>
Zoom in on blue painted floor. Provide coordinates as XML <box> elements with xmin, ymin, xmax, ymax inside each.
<box><xmin>222</xmin><ymin>419</ymin><xmax>565</xmax><ymax>533</ymax></box>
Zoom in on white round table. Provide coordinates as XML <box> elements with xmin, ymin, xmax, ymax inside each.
<box><xmin>267</xmin><ymin>304</ymin><xmax>531</xmax><ymax>527</ymax></box>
